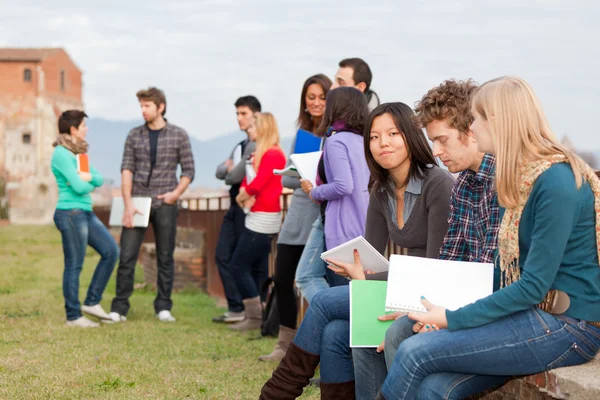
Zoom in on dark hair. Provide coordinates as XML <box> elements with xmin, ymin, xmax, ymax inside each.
<box><xmin>136</xmin><ymin>87</ymin><xmax>167</xmax><ymax>116</ymax></box>
<box><xmin>58</xmin><ymin>110</ymin><xmax>88</xmax><ymax>134</ymax></box>
<box><xmin>297</xmin><ymin>74</ymin><xmax>333</xmax><ymax>132</ymax></box>
<box><xmin>414</xmin><ymin>79</ymin><xmax>478</xmax><ymax>135</ymax></box>
<box><xmin>234</xmin><ymin>95</ymin><xmax>262</xmax><ymax>113</ymax></box>
<box><xmin>339</xmin><ymin>58</ymin><xmax>372</xmax><ymax>91</ymax></box>
<box><xmin>364</xmin><ymin>103</ymin><xmax>438</xmax><ymax>192</ymax></box>
<box><xmin>316</xmin><ymin>87</ymin><xmax>368</xmax><ymax>137</ymax></box>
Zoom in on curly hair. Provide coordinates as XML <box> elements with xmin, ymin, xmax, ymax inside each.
<box><xmin>413</xmin><ymin>79</ymin><xmax>478</xmax><ymax>134</ymax></box>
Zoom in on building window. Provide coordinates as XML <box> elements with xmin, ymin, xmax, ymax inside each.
<box><xmin>24</xmin><ymin>68</ymin><xmax>32</xmax><ymax>82</ymax></box>
<box><xmin>60</xmin><ymin>70</ymin><xmax>65</xmax><ymax>91</ymax></box>
<box><xmin>22</xmin><ymin>133</ymin><xmax>32</xmax><ymax>144</ymax></box>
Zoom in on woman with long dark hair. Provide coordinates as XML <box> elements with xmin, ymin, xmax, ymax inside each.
<box><xmin>260</xmin><ymin>102</ymin><xmax>453</xmax><ymax>399</ymax></box>
<box><xmin>259</xmin><ymin>74</ymin><xmax>332</xmax><ymax>362</ymax></box>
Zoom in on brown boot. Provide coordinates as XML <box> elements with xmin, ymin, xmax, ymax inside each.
<box><xmin>258</xmin><ymin>325</ymin><xmax>297</xmax><ymax>362</ymax></box>
<box><xmin>320</xmin><ymin>381</ymin><xmax>356</xmax><ymax>399</ymax></box>
<box><xmin>259</xmin><ymin>342</ymin><xmax>320</xmax><ymax>399</ymax></box>
<box><xmin>229</xmin><ymin>297</ymin><xmax>262</xmax><ymax>331</ymax></box>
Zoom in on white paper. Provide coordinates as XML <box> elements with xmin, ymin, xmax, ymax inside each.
<box><xmin>321</xmin><ymin>236</ymin><xmax>389</xmax><ymax>273</ymax></box>
<box><xmin>290</xmin><ymin>151</ymin><xmax>322</xmax><ymax>187</ymax></box>
<box><xmin>385</xmin><ymin>254</ymin><xmax>494</xmax><ymax>312</ymax></box>
<box><xmin>109</xmin><ymin>197</ymin><xmax>152</xmax><ymax>228</ymax></box>
<box><xmin>273</xmin><ymin>165</ymin><xmax>300</xmax><ymax>178</ymax></box>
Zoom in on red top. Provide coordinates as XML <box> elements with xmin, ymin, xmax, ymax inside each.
<box><xmin>242</xmin><ymin>147</ymin><xmax>286</xmax><ymax>212</ymax></box>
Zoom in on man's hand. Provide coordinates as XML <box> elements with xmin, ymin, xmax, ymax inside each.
<box><xmin>122</xmin><ymin>203</ymin><xmax>142</xmax><ymax>228</ymax></box>
<box><xmin>326</xmin><ymin>249</ymin><xmax>366</xmax><ymax>280</ymax></box>
<box><xmin>157</xmin><ymin>191</ymin><xmax>179</xmax><ymax>205</ymax></box>
<box><xmin>78</xmin><ymin>171</ymin><xmax>92</xmax><ymax>182</ymax></box>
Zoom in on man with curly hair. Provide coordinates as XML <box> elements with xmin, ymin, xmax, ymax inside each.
<box><xmin>352</xmin><ymin>80</ymin><xmax>507</xmax><ymax>399</ymax></box>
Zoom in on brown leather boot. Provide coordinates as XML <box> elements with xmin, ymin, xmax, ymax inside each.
<box><xmin>259</xmin><ymin>342</ymin><xmax>320</xmax><ymax>399</ymax></box>
<box><xmin>229</xmin><ymin>297</ymin><xmax>262</xmax><ymax>331</ymax></box>
<box><xmin>258</xmin><ymin>325</ymin><xmax>297</xmax><ymax>362</ymax></box>
<box><xmin>320</xmin><ymin>381</ymin><xmax>356</xmax><ymax>400</ymax></box>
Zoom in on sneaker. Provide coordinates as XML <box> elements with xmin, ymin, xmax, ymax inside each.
<box><xmin>212</xmin><ymin>311</ymin><xmax>245</xmax><ymax>323</ymax></box>
<box><xmin>101</xmin><ymin>312</ymin><xmax>127</xmax><ymax>324</ymax></box>
<box><xmin>81</xmin><ymin>304</ymin><xmax>111</xmax><ymax>320</ymax></box>
<box><xmin>156</xmin><ymin>310</ymin><xmax>176</xmax><ymax>322</ymax></box>
<box><xmin>65</xmin><ymin>316</ymin><xmax>100</xmax><ymax>328</ymax></box>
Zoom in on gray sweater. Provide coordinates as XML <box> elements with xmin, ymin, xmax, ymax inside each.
<box><xmin>366</xmin><ymin>166</ymin><xmax>454</xmax><ymax>281</ymax></box>
<box><xmin>215</xmin><ymin>140</ymin><xmax>257</xmax><ymax>185</ymax></box>
<box><xmin>277</xmin><ymin>134</ymin><xmax>320</xmax><ymax>246</ymax></box>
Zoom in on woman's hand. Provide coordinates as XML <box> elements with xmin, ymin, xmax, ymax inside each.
<box><xmin>300</xmin><ymin>179</ymin><xmax>313</xmax><ymax>195</ymax></box>
<box><xmin>78</xmin><ymin>171</ymin><xmax>92</xmax><ymax>182</ymax></box>
<box><xmin>407</xmin><ymin>297</ymin><xmax>448</xmax><ymax>330</ymax></box>
<box><xmin>236</xmin><ymin>188</ymin><xmax>250</xmax><ymax>208</ymax></box>
<box><xmin>326</xmin><ymin>249</ymin><xmax>366</xmax><ymax>280</ymax></box>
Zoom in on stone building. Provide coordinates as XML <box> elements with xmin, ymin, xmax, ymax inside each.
<box><xmin>0</xmin><ymin>48</ymin><xmax>83</xmax><ymax>224</ymax></box>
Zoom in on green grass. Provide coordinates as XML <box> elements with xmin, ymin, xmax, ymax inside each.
<box><xmin>0</xmin><ymin>225</ymin><xmax>320</xmax><ymax>399</ymax></box>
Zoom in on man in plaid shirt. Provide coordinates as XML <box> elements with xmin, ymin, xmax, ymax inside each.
<box><xmin>353</xmin><ymin>80</ymin><xmax>505</xmax><ymax>399</ymax></box>
<box><xmin>109</xmin><ymin>87</ymin><xmax>195</xmax><ymax>323</ymax></box>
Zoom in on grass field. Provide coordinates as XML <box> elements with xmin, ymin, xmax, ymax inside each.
<box><xmin>0</xmin><ymin>225</ymin><xmax>320</xmax><ymax>399</ymax></box>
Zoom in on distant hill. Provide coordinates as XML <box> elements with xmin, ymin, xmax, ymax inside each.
<box><xmin>86</xmin><ymin>118</ymin><xmax>292</xmax><ymax>188</ymax></box>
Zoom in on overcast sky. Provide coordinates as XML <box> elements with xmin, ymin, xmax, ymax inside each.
<box><xmin>1</xmin><ymin>0</ymin><xmax>598</xmax><ymax>149</ymax></box>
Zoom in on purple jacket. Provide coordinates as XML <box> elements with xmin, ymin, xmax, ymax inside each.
<box><xmin>310</xmin><ymin>131</ymin><xmax>370</xmax><ymax>250</ymax></box>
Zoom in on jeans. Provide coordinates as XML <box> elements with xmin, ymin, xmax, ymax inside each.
<box><xmin>293</xmin><ymin>285</ymin><xmax>354</xmax><ymax>383</ymax></box>
<box><xmin>214</xmin><ymin>204</ymin><xmax>247</xmax><ymax>312</ymax></box>
<box><xmin>53</xmin><ymin>209</ymin><xmax>119</xmax><ymax>321</ymax></box>
<box><xmin>353</xmin><ymin>315</ymin><xmax>509</xmax><ymax>399</ymax></box>
<box><xmin>229</xmin><ymin>229</ymin><xmax>270</xmax><ymax>300</ymax></box>
<box><xmin>295</xmin><ymin>217</ymin><xmax>328</xmax><ymax>303</ymax></box>
<box><xmin>382</xmin><ymin>308</ymin><xmax>600</xmax><ymax>399</ymax></box>
<box><xmin>111</xmin><ymin>203</ymin><xmax>178</xmax><ymax>316</ymax></box>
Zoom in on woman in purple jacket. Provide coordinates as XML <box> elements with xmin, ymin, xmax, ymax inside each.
<box><xmin>300</xmin><ymin>87</ymin><xmax>371</xmax><ymax>288</ymax></box>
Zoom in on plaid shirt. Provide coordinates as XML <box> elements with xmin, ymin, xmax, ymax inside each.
<box><xmin>438</xmin><ymin>154</ymin><xmax>499</xmax><ymax>263</ymax></box>
<box><xmin>121</xmin><ymin>122</ymin><xmax>195</xmax><ymax>207</ymax></box>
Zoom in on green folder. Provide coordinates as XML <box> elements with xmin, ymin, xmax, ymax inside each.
<box><xmin>349</xmin><ymin>280</ymin><xmax>395</xmax><ymax>348</ymax></box>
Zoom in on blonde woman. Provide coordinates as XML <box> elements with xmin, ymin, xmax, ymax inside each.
<box><xmin>377</xmin><ymin>76</ymin><xmax>600</xmax><ymax>399</ymax></box>
<box><xmin>229</xmin><ymin>112</ymin><xmax>286</xmax><ymax>331</ymax></box>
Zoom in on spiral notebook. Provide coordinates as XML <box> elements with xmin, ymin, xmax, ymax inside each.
<box><xmin>385</xmin><ymin>254</ymin><xmax>494</xmax><ymax>313</ymax></box>
<box><xmin>320</xmin><ymin>236</ymin><xmax>389</xmax><ymax>274</ymax></box>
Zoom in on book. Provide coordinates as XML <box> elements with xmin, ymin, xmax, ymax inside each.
<box><xmin>108</xmin><ymin>197</ymin><xmax>152</xmax><ymax>228</ymax></box>
<box><xmin>273</xmin><ymin>165</ymin><xmax>300</xmax><ymax>178</ymax></box>
<box><xmin>76</xmin><ymin>154</ymin><xmax>90</xmax><ymax>173</ymax></box>
<box><xmin>350</xmin><ymin>280</ymin><xmax>395</xmax><ymax>347</ymax></box>
<box><xmin>385</xmin><ymin>255</ymin><xmax>494</xmax><ymax>313</ymax></box>
<box><xmin>293</xmin><ymin>129</ymin><xmax>322</xmax><ymax>154</ymax></box>
<box><xmin>289</xmin><ymin>151</ymin><xmax>322</xmax><ymax>187</ymax></box>
<box><xmin>320</xmin><ymin>236</ymin><xmax>389</xmax><ymax>273</ymax></box>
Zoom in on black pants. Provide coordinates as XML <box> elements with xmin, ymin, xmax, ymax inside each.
<box><xmin>111</xmin><ymin>203</ymin><xmax>178</xmax><ymax>316</ymax></box>
<box><xmin>229</xmin><ymin>229</ymin><xmax>271</xmax><ymax>301</ymax></box>
<box><xmin>273</xmin><ymin>244</ymin><xmax>305</xmax><ymax>329</ymax></box>
<box><xmin>214</xmin><ymin>203</ymin><xmax>246</xmax><ymax>313</ymax></box>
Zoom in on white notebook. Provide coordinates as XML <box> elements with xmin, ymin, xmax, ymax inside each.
<box><xmin>385</xmin><ymin>254</ymin><xmax>494</xmax><ymax>312</ymax></box>
<box><xmin>290</xmin><ymin>151</ymin><xmax>322</xmax><ymax>187</ymax></box>
<box><xmin>320</xmin><ymin>236</ymin><xmax>389</xmax><ymax>274</ymax></box>
<box><xmin>108</xmin><ymin>197</ymin><xmax>152</xmax><ymax>228</ymax></box>
<box><xmin>273</xmin><ymin>165</ymin><xmax>300</xmax><ymax>179</ymax></box>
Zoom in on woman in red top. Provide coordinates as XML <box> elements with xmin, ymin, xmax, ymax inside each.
<box><xmin>229</xmin><ymin>112</ymin><xmax>286</xmax><ymax>331</ymax></box>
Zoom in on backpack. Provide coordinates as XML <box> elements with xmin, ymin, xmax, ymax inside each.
<box><xmin>260</xmin><ymin>277</ymin><xmax>280</xmax><ymax>337</ymax></box>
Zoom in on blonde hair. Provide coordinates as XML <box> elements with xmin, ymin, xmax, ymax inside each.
<box><xmin>254</xmin><ymin>112</ymin><xmax>281</xmax><ymax>169</ymax></box>
<box><xmin>472</xmin><ymin>76</ymin><xmax>584</xmax><ymax>208</ymax></box>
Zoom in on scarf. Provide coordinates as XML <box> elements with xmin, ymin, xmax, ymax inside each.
<box><xmin>498</xmin><ymin>154</ymin><xmax>600</xmax><ymax>287</ymax></box>
<box><xmin>325</xmin><ymin>120</ymin><xmax>363</xmax><ymax>137</ymax></box>
<box><xmin>52</xmin><ymin>134</ymin><xmax>89</xmax><ymax>155</ymax></box>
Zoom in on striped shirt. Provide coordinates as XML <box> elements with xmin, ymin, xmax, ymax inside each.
<box><xmin>438</xmin><ymin>154</ymin><xmax>499</xmax><ymax>263</ymax></box>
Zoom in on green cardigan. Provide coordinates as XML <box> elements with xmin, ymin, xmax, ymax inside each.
<box><xmin>447</xmin><ymin>163</ymin><xmax>600</xmax><ymax>330</ymax></box>
<box><xmin>51</xmin><ymin>146</ymin><xmax>104</xmax><ymax>211</ymax></box>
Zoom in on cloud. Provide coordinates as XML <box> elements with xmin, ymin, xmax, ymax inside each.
<box><xmin>0</xmin><ymin>0</ymin><xmax>598</xmax><ymax>150</ymax></box>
